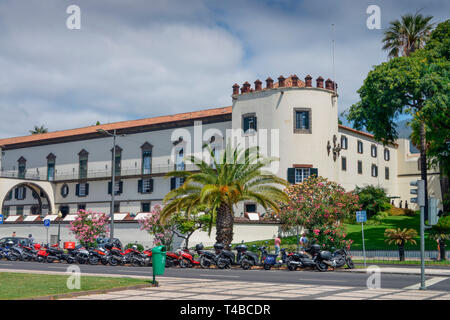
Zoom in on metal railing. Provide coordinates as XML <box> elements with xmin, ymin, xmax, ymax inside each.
<box><xmin>0</xmin><ymin>163</ymin><xmax>199</xmax><ymax>182</ymax></box>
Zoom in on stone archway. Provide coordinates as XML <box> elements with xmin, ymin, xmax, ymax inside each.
<box><xmin>0</xmin><ymin>178</ymin><xmax>56</xmax><ymax>216</ymax></box>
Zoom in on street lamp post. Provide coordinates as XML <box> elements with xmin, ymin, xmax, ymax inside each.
<box><xmin>57</xmin><ymin>211</ymin><xmax>62</xmax><ymax>247</ymax></box>
<box><xmin>97</xmin><ymin>129</ymin><xmax>119</xmax><ymax>242</ymax></box>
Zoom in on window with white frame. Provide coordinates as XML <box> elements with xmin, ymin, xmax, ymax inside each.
<box><xmin>341</xmin><ymin>136</ymin><xmax>348</xmax><ymax>150</ymax></box>
<box><xmin>357</xmin><ymin>141</ymin><xmax>363</xmax><ymax>154</ymax></box>
<box><xmin>371</xmin><ymin>144</ymin><xmax>377</xmax><ymax>158</ymax></box>
<box><xmin>371</xmin><ymin>164</ymin><xmax>378</xmax><ymax>177</ymax></box>
<box><xmin>384</xmin><ymin>148</ymin><xmax>390</xmax><ymax>161</ymax></box>
<box><xmin>142</xmin><ymin>179</ymin><xmax>153</xmax><ymax>193</ymax></box>
<box><xmin>78</xmin><ymin>183</ymin><xmax>87</xmax><ymax>196</ymax></box>
<box><xmin>295</xmin><ymin>168</ymin><xmax>311</xmax><ymax>183</ymax></box>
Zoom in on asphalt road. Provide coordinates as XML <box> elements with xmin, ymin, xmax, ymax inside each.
<box><xmin>1</xmin><ymin>259</ymin><xmax>450</xmax><ymax>292</ymax></box>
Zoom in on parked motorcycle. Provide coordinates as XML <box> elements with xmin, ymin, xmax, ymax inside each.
<box><xmin>239</xmin><ymin>246</ymin><xmax>270</xmax><ymax>270</ymax></box>
<box><xmin>196</xmin><ymin>243</ymin><xmax>229</xmax><ymax>269</ymax></box>
<box><xmin>107</xmin><ymin>244</ymin><xmax>144</xmax><ymax>267</ymax></box>
<box><xmin>88</xmin><ymin>246</ymin><xmax>110</xmax><ymax>265</ymax></box>
<box><xmin>178</xmin><ymin>246</ymin><xmax>201</xmax><ymax>268</ymax></box>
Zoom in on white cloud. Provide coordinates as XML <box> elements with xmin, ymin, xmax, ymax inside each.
<box><xmin>0</xmin><ymin>0</ymin><xmax>448</xmax><ymax>137</ymax></box>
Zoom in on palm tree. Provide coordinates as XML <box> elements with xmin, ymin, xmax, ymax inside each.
<box><xmin>382</xmin><ymin>12</ymin><xmax>434</xmax><ymax>217</ymax></box>
<box><xmin>161</xmin><ymin>144</ymin><xmax>289</xmax><ymax>249</ymax></box>
<box><xmin>384</xmin><ymin>228</ymin><xmax>418</xmax><ymax>261</ymax></box>
<box><xmin>382</xmin><ymin>12</ymin><xmax>434</xmax><ymax>58</ymax></box>
<box><xmin>29</xmin><ymin>125</ymin><xmax>48</xmax><ymax>135</ymax></box>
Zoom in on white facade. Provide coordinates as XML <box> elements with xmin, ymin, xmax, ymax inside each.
<box><xmin>0</xmin><ymin>74</ymin><xmax>443</xmax><ymax>237</ymax></box>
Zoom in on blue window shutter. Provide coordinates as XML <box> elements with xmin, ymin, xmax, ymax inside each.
<box><xmin>85</xmin><ymin>183</ymin><xmax>89</xmax><ymax>196</ymax></box>
<box><xmin>119</xmin><ymin>181</ymin><xmax>123</xmax><ymax>194</ymax></box>
<box><xmin>170</xmin><ymin>177</ymin><xmax>176</xmax><ymax>190</ymax></box>
<box><xmin>311</xmin><ymin>168</ymin><xmax>318</xmax><ymax>177</ymax></box>
<box><xmin>76</xmin><ymin>184</ymin><xmax>80</xmax><ymax>196</ymax></box>
<box><xmin>108</xmin><ymin>182</ymin><xmax>112</xmax><ymax>194</ymax></box>
<box><xmin>149</xmin><ymin>179</ymin><xmax>154</xmax><ymax>192</ymax></box>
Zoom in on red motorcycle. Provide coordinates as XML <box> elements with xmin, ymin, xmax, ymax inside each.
<box><xmin>178</xmin><ymin>248</ymin><xmax>200</xmax><ymax>268</ymax></box>
<box><xmin>107</xmin><ymin>245</ymin><xmax>144</xmax><ymax>267</ymax></box>
<box><xmin>142</xmin><ymin>248</ymin><xmax>180</xmax><ymax>267</ymax></box>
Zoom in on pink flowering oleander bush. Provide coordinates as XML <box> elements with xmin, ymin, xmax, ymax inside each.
<box><xmin>138</xmin><ymin>204</ymin><xmax>174</xmax><ymax>248</ymax></box>
<box><xmin>279</xmin><ymin>176</ymin><xmax>361</xmax><ymax>250</ymax></box>
<box><xmin>69</xmin><ymin>210</ymin><xmax>110</xmax><ymax>248</ymax></box>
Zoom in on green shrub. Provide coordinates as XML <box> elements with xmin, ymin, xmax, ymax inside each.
<box><xmin>353</xmin><ymin>185</ymin><xmax>391</xmax><ymax>218</ymax></box>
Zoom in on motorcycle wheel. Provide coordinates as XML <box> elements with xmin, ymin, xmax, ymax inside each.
<box><xmin>241</xmin><ymin>259</ymin><xmax>252</xmax><ymax>270</ymax></box>
<box><xmin>316</xmin><ymin>261</ymin><xmax>328</xmax><ymax>272</ymax></box>
<box><xmin>101</xmin><ymin>258</ymin><xmax>109</xmax><ymax>265</ymax></box>
<box><xmin>217</xmin><ymin>258</ymin><xmax>228</xmax><ymax>269</ymax></box>
<box><xmin>199</xmin><ymin>256</ymin><xmax>211</xmax><ymax>269</ymax></box>
<box><xmin>346</xmin><ymin>258</ymin><xmax>355</xmax><ymax>269</ymax></box>
<box><xmin>288</xmin><ymin>262</ymin><xmax>297</xmax><ymax>271</ymax></box>
<box><xmin>66</xmin><ymin>257</ymin><xmax>76</xmax><ymax>264</ymax></box>
<box><xmin>46</xmin><ymin>257</ymin><xmax>55</xmax><ymax>263</ymax></box>
<box><xmin>109</xmin><ymin>256</ymin><xmax>120</xmax><ymax>266</ymax></box>
<box><xmin>23</xmin><ymin>254</ymin><xmax>32</xmax><ymax>262</ymax></box>
<box><xmin>89</xmin><ymin>256</ymin><xmax>100</xmax><ymax>265</ymax></box>
<box><xmin>77</xmin><ymin>254</ymin><xmax>88</xmax><ymax>264</ymax></box>
<box><xmin>263</xmin><ymin>264</ymin><xmax>272</xmax><ymax>271</ymax></box>
<box><xmin>131</xmin><ymin>256</ymin><xmax>143</xmax><ymax>267</ymax></box>
<box><xmin>37</xmin><ymin>256</ymin><xmax>44</xmax><ymax>263</ymax></box>
<box><xmin>179</xmin><ymin>258</ymin><xmax>191</xmax><ymax>268</ymax></box>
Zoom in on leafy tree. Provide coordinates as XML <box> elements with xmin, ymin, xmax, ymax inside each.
<box><xmin>353</xmin><ymin>185</ymin><xmax>391</xmax><ymax>219</ymax></box>
<box><xmin>384</xmin><ymin>228</ymin><xmax>418</xmax><ymax>261</ymax></box>
<box><xmin>29</xmin><ymin>125</ymin><xmax>48</xmax><ymax>135</ymax></box>
<box><xmin>382</xmin><ymin>12</ymin><xmax>434</xmax><ymax>58</ymax></box>
<box><xmin>278</xmin><ymin>176</ymin><xmax>360</xmax><ymax>250</ymax></box>
<box><xmin>162</xmin><ymin>144</ymin><xmax>289</xmax><ymax>249</ymax></box>
<box><xmin>347</xmin><ymin>47</ymin><xmax>448</xmax><ymax>216</ymax></box>
<box><xmin>172</xmin><ymin>207</ymin><xmax>213</xmax><ymax>249</ymax></box>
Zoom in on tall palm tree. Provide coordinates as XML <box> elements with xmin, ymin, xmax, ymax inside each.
<box><xmin>161</xmin><ymin>144</ymin><xmax>289</xmax><ymax>249</ymax></box>
<box><xmin>29</xmin><ymin>125</ymin><xmax>48</xmax><ymax>135</ymax></box>
<box><xmin>382</xmin><ymin>12</ymin><xmax>434</xmax><ymax>58</ymax></box>
<box><xmin>382</xmin><ymin>12</ymin><xmax>435</xmax><ymax>217</ymax></box>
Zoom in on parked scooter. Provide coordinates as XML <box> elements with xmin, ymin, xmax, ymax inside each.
<box><xmin>261</xmin><ymin>248</ymin><xmax>289</xmax><ymax>270</ymax></box>
<box><xmin>196</xmin><ymin>243</ymin><xmax>229</xmax><ymax>269</ymax></box>
<box><xmin>239</xmin><ymin>246</ymin><xmax>270</xmax><ymax>270</ymax></box>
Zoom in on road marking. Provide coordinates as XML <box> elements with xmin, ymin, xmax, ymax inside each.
<box><xmin>300</xmin><ymin>279</ymin><xmax>348</xmax><ymax>283</ymax></box>
<box><xmin>403</xmin><ymin>277</ymin><xmax>448</xmax><ymax>290</ymax></box>
<box><xmin>198</xmin><ymin>274</ymin><xmax>240</xmax><ymax>278</ymax></box>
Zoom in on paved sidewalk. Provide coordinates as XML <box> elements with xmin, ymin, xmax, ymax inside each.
<box><xmin>343</xmin><ymin>266</ymin><xmax>450</xmax><ymax>276</ymax></box>
<box><xmin>62</xmin><ymin>277</ymin><xmax>450</xmax><ymax>300</ymax></box>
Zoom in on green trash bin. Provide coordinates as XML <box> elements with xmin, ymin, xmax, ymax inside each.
<box><xmin>152</xmin><ymin>245</ymin><xmax>166</xmax><ymax>276</ymax></box>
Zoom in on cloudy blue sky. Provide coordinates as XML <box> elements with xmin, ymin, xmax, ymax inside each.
<box><xmin>0</xmin><ymin>0</ymin><xmax>448</xmax><ymax>138</ymax></box>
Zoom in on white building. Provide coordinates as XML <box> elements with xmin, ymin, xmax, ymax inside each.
<box><xmin>0</xmin><ymin>74</ymin><xmax>442</xmax><ymax>246</ymax></box>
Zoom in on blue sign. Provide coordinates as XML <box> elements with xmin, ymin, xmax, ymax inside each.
<box><xmin>44</xmin><ymin>219</ymin><xmax>51</xmax><ymax>227</ymax></box>
<box><xmin>0</xmin><ymin>214</ymin><xmax>3</xmax><ymax>224</ymax></box>
<box><xmin>356</xmin><ymin>211</ymin><xmax>367</xmax><ymax>223</ymax></box>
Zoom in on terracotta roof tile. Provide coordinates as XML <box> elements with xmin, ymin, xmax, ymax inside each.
<box><xmin>0</xmin><ymin>106</ymin><xmax>232</xmax><ymax>148</ymax></box>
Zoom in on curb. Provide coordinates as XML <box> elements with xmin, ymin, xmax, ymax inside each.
<box><xmin>21</xmin><ymin>283</ymin><xmax>153</xmax><ymax>300</ymax></box>
<box><xmin>338</xmin><ymin>268</ymin><xmax>450</xmax><ymax>277</ymax></box>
